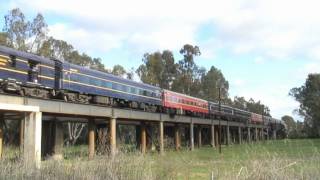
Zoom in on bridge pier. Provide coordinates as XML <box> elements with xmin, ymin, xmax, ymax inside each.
<box><xmin>88</xmin><ymin>119</ymin><xmax>95</xmax><ymax>159</ymax></box>
<box><xmin>159</xmin><ymin>121</ymin><xmax>164</xmax><ymax>154</ymax></box>
<box><xmin>227</xmin><ymin>124</ymin><xmax>230</xmax><ymax>146</ymax></box>
<box><xmin>110</xmin><ymin>117</ymin><xmax>117</xmax><ymax>156</ymax></box>
<box><xmin>273</xmin><ymin>130</ymin><xmax>277</xmax><ymax>140</ymax></box>
<box><xmin>140</xmin><ymin>122</ymin><xmax>146</xmax><ymax>154</ymax></box>
<box><xmin>238</xmin><ymin>126</ymin><xmax>242</xmax><ymax>144</ymax></box>
<box><xmin>52</xmin><ymin>121</ymin><xmax>63</xmax><ymax>160</ymax></box>
<box><xmin>24</xmin><ymin>112</ymin><xmax>42</xmax><ymax>169</ymax></box>
<box><xmin>247</xmin><ymin>127</ymin><xmax>251</xmax><ymax>143</ymax></box>
<box><xmin>211</xmin><ymin>124</ymin><xmax>215</xmax><ymax>148</ymax></box>
<box><xmin>190</xmin><ymin>122</ymin><xmax>194</xmax><ymax>151</ymax></box>
<box><xmin>0</xmin><ymin>114</ymin><xmax>3</xmax><ymax>158</ymax></box>
<box><xmin>174</xmin><ymin>124</ymin><xmax>181</xmax><ymax>151</ymax></box>
<box><xmin>20</xmin><ymin>118</ymin><xmax>24</xmax><ymax>152</ymax></box>
<box><xmin>255</xmin><ymin>127</ymin><xmax>258</xmax><ymax>141</ymax></box>
<box><xmin>197</xmin><ymin>125</ymin><xmax>202</xmax><ymax>148</ymax></box>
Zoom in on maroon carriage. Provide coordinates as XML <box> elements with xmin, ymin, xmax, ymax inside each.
<box><xmin>162</xmin><ymin>89</ymin><xmax>209</xmax><ymax>115</ymax></box>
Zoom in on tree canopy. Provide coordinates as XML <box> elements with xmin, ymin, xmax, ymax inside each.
<box><xmin>290</xmin><ymin>74</ymin><xmax>320</xmax><ymax>137</ymax></box>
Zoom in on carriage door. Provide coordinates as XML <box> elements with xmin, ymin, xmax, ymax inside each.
<box><xmin>54</xmin><ymin>59</ymin><xmax>63</xmax><ymax>89</ymax></box>
<box><xmin>28</xmin><ymin>60</ymin><xmax>39</xmax><ymax>83</ymax></box>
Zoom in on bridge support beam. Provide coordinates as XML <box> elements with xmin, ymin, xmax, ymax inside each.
<box><xmin>247</xmin><ymin>127</ymin><xmax>251</xmax><ymax>143</ymax></box>
<box><xmin>190</xmin><ymin>122</ymin><xmax>194</xmax><ymax>151</ymax></box>
<box><xmin>88</xmin><ymin>119</ymin><xmax>95</xmax><ymax>159</ymax></box>
<box><xmin>255</xmin><ymin>127</ymin><xmax>258</xmax><ymax>141</ymax></box>
<box><xmin>159</xmin><ymin>121</ymin><xmax>164</xmax><ymax>154</ymax></box>
<box><xmin>24</xmin><ymin>112</ymin><xmax>42</xmax><ymax>168</ymax></box>
<box><xmin>0</xmin><ymin>115</ymin><xmax>3</xmax><ymax>159</ymax></box>
<box><xmin>141</xmin><ymin>122</ymin><xmax>146</xmax><ymax>154</ymax></box>
<box><xmin>174</xmin><ymin>124</ymin><xmax>180</xmax><ymax>151</ymax></box>
<box><xmin>238</xmin><ymin>126</ymin><xmax>242</xmax><ymax>144</ymax></box>
<box><xmin>53</xmin><ymin>121</ymin><xmax>63</xmax><ymax>160</ymax></box>
<box><xmin>197</xmin><ymin>125</ymin><xmax>202</xmax><ymax>148</ymax></box>
<box><xmin>266</xmin><ymin>128</ymin><xmax>269</xmax><ymax>140</ymax></box>
<box><xmin>110</xmin><ymin>117</ymin><xmax>117</xmax><ymax>156</ymax></box>
<box><xmin>211</xmin><ymin>124</ymin><xmax>215</xmax><ymax>148</ymax></box>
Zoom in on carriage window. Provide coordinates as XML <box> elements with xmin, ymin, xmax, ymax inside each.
<box><xmin>122</xmin><ymin>85</ymin><xmax>128</xmax><ymax>92</ymax></box>
<box><xmin>130</xmin><ymin>87</ymin><xmax>136</xmax><ymax>94</ymax></box>
<box><xmin>9</xmin><ymin>55</ymin><xmax>16</xmax><ymax>67</ymax></box>
<box><xmin>105</xmin><ymin>81</ymin><xmax>112</xmax><ymax>89</ymax></box>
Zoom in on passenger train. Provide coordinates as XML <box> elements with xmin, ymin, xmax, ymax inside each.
<box><xmin>0</xmin><ymin>45</ymin><xmax>284</xmax><ymax>131</ymax></box>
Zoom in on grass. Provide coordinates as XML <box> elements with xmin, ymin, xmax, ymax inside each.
<box><xmin>1</xmin><ymin>139</ymin><xmax>320</xmax><ymax>179</ymax></box>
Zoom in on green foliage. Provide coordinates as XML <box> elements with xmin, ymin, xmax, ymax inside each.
<box><xmin>201</xmin><ymin>66</ymin><xmax>229</xmax><ymax>102</ymax></box>
<box><xmin>136</xmin><ymin>50</ymin><xmax>176</xmax><ymax>89</ymax></box>
<box><xmin>112</xmin><ymin>65</ymin><xmax>126</xmax><ymax>77</ymax></box>
<box><xmin>3</xmin><ymin>8</ymin><xmax>48</xmax><ymax>52</ymax></box>
<box><xmin>1</xmin><ymin>139</ymin><xmax>320</xmax><ymax>179</ymax></box>
<box><xmin>290</xmin><ymin>74</ymin><xmax>320</xmax><ymax>137</ymax></box>
<box><xmin>0</xmin><ymin>32</ymin><xmax>9</xmax><ymax>46</ymax></box>
<box><xmin>233</xmin><ymin>96</ymin><xmax>271</xmax><ymax>116</ymax></box>
<box><xmin>282</xmin><ymin>115</ymin><xmax>306</xmax><ymax>138</ymax></box>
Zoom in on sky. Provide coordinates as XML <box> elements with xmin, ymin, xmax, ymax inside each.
<box><xmin>1</xmin><ymin>0</ymin><xmax>320</xmax><ymax>120</ymax></box>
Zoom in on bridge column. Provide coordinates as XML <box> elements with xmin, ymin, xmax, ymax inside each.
<box><xmin>20</xmin><ymin>118</ymin><xmax>24</xmax><ymax>152</ymax></box>
<box><xmin>110</xmin><ymin>117</ymin><xmax>117</xmax><ymax>156</ymax></box>
<box><xmin>227</xmin><ymin>124</ymin><xmax>230</xmax><ymax>146</ymax></box>
<box><xmin>211</xmin><ymin>124</ymin><xmax>215</xmax><ymax>148</ymax></box>
<box><xmin>24</xmin><ymin>112</ymin><xmax>42</xmax><ymax>168</ymax></box>
<box><xmin>238</xmin><ymin>126</ymin><xmax>242</xmax><ymax>144</ymax></box>
<box><xmin>255</xmin><ymin>127</ymin><xmax>258</xmax><ymax>141</ymax></box>
<box><xmin>141</xmin><ymin>122</ymin><xmax>146</xmax><ymax>154</ymax></box>
<box><xmin>260</xmin><ymin>128</ymin><xmax>263</xmax><ymax>140</ymax></box>
<box><xmin>0</xmin><ymin>114</ymin><xmax>3</xmax><ymax>158</ymax></box>
<box><xmin>159</xmin><ymin>121</ymin><xmax>164</xmax><ymax>154</ymax></box>
<box><xmin>197</xmin><ymin>125</ymin><xmax>202</xmax><ymax>148</ymax></box>
<box><xmin>273</xmin><ymin>130</ymin><xmax>277</xmax><ymax>140</ymax></box>
<box><xmin>190</xmin><ymin>122</ymin><xmax>194</xmax><ymax>151</ymax></box>
<box><xmin>88</xmin><ymin>119</ymin><xmax>95</xmax><ymax>159</ymax></box>
<box><xmin>53</xmin><ymin>121</ymin><xmax>63</xmax><ymax>160</ymax></box>
<box><xmin>174</xmin><ymin>124</ymin><xmax>180</xmax><ymax>151</ymax></box>
<box><xmin>247</xmin><ymin>127</ymin><xmax>251</xmax><ymax>143</ymax></box>
<box><xmin>266</xmin><ymin>128</ymin><xmax>269</xmax><ymax>140</ymax></box>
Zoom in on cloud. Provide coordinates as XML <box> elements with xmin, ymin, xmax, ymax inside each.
<box><xmin>230</xmin><ymin>83</ymin><xmax>300</xmax><ymax>120</ymax></box>
<box><xmin>6</xmin><ymin>0</ymin><xmax>320</xmax><ymax>62</ymax></box>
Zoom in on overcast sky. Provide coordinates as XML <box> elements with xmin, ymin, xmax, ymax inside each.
<box><xmin>2</xmin><ymin>0</ymin><xmax>320</xmax><ymax>120</ymax></box>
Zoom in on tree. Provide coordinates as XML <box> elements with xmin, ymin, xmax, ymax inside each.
<box><xmin>290</xmin><ymin>73</ymin><xmax>320</xmax><ymax>137</ymax></box>
<box><xmin>233</xmin><ymin>96</ymin><xmax>247</xmax><ymax>109</ymax></box>
<box><xmin>136</xmin><ymin>50</ymin><xmax>177</xmax><ymax>89</ymax></box>
<box><xmin>201</xmin><ymin>66</ymin><xmax>229</xmax><ymax>102</ymax></box>
<box><xmin>172</xmin><ymin>44</ymin><xmax>201</xmax><ymax>95</ymax></box>
<box><xmin>282</xmin><ymin>115</ymin><xmax>295</xmax><ymax>137</ymax></box>
<box><xmin>3</xmin><ymin>8</ymin><xmax>48</xmax><ymax>53</ymax></box>
<box><xmin>112</xmin><ymin>65</ymin><xmax>126</xmax><ymax>77</ymax></box>
<box><xmin>3</xmin><ymin>8</ymin><xmax>29</xmax><ymax>51</ymax></box>
<box><xmin>0</xmin><ymin>32</ymin><xmax>8</xmax><ymax>46</ymax></box>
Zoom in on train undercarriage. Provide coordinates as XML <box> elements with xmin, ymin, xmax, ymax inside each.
<box><xmin>0</xmin><ymin>78</ymin><xmax>159</xmax><ymax>113</ymax></box>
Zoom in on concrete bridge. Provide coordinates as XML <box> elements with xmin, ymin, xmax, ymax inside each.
<box><xmin>0</xmin><ymin>94</ymin><xmax>275</xmax><ymax>168</ymax></box>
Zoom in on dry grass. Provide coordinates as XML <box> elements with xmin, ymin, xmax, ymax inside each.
<box><xmin>0</xmin><ymin>139</ymin><xmax>319</xmax><ymax>180</ymax></box>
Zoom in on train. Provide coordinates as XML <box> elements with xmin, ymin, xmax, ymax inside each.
<box><xmin>0</xmin><ymin>45</ymin><xmax>284</xmax><ymax>129</ymax></box>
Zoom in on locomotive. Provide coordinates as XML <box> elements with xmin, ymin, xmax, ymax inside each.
<box><xmin>0</xmin><ymin>45</ymin><xmax>283</xmax><ymax>127</ymax></box>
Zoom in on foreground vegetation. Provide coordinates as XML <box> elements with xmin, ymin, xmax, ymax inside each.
<box><xmin>1</xmin><ymin>139</ymin><xmax>320</xmax><ymax>179</ymax></box>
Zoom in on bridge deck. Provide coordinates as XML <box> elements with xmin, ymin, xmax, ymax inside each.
<box><xmin>0</xmin><ymin>94</ymin><xmax>264</xmax><ymax>128</ymax></box>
